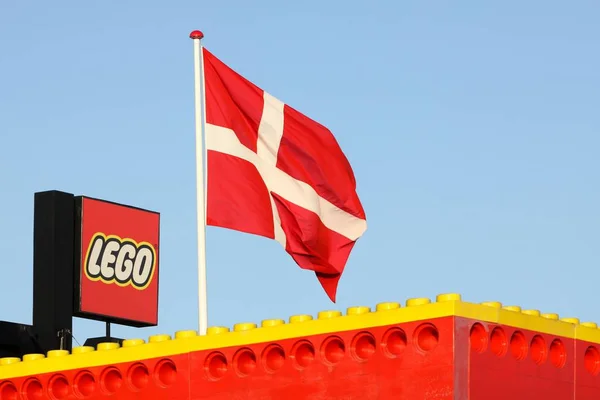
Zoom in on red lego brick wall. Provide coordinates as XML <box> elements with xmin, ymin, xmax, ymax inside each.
<box><xmin>467</xmin><ymin>319</ymin><xmax>575</xmax><ymax>400</ymax></box>
<box><xmin>574</xmin><ymin>338</ymin><xmax>600</xmax><ymax>399</ymax></box>
<box><xmin>189</xmin><ymin>316</ymin><xmax>455</xmax><ymax>399</ymax></box>
<box><xmin>0</xmin><ymin>354</ymin><xmax>190</xmax><ymax>400</ymax></box>
<box><xmin>0</xmin><ymin>317</ymin><xmax>457</xmax><ymax>400</ymax></box>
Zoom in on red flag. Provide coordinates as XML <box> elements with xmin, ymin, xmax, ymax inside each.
<box><xmin>203</xmin><ymin>48</ymin><xmax>367</xmax><ymax>301</ymax></box>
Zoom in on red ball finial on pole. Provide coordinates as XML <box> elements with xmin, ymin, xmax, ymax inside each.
<box><xmin>189</xmin><ymin>30</ymin><xmax>204</xmax><ymax>40</ymax></box>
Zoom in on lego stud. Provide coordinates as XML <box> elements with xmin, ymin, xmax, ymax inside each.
<box><xmin>382</xmin><ymin>328</ymin><xmax>407</xmax><ymax>358</ymax></box>
<box><xmin>0</xmin><ymin>357</ymin><xmax>20</xmax><ymax>365</ymax></box>
<box><xmin>549</xmin><ymin>339</ymin><xmax>567</xmax><ymax>368</ymax></box>
<box><xmin>149</xmin><ymin>334</ymin><xmax>172</xmax><ymax>343</ymax></box>
<box><xmin>100</xmin><ymin>367</ymin><xmax>123</xmax><ymax>394</ymax></box>
<box><xmin>436</xmin><ymin>293</ymin><xmax>461</xmax><ymax>302</ymax></box>
<box><xmin>155</xmin><ymin>359</ymin><xmax>178</xmax><ymax>387</ymax></box>
<box><xmin>321</xmin><ymin>336</ymin><xmax>345</xmax><ymax>365</ymax></box>
<box><xmin>291</xmin><ymin>340</ymin><xmax>315</xmax><ymax>369</ymax></box>
<box><xmin>233</xmin><ymin>348</ymin><xmax>257</xmax><ymax>377</ymax></box>
<box><xmin>262</xmin><ymin>344</ymin><xmax>286</xmax><ymax>373</ymax></box>
<box><xmin>522</xmin><ymin>309</ymin><xmax>541</xmax><ymax>316</ymax></box>
<box><xmin>205</xmin><ymin>352</ymin><xmax>228</xmax><ymax>380</ymax></box>
<box><xmin>406</xmin><ymin>297</ymin><xmax>431</xmax><ymax>307</ymax></box>
<box><xmin>582</xmin><ymin>322</ymin><xmax>598</xmax><ymax>329</ymax></box>
<box><xmin>469</xmin><ymin>323</ymin><xmax>488</xmax><ymax>353</ymax></box>
<box><xmin>509</xmin><ymin>331</ymin><xmax>527</xmax><ymax>360</ymax></box>
<box><xmin>502</xmin><ymin>305</ymin><xmax>521</xmax><ymax>312</ymax></box>
<box><xmin>318</xmin><ymin>310</ymin><xmax>342</xmax><ymax>319</ymax></box>
<box><xmin>0</xmin><ymin>382</ymin><xmax>17</xmax><ymax>399</ymax></box>
<box><xmin>122</xmin><ymin>339</ymin><xmax>145</xmax><ymax>347</ymax></box>
<box><xmin>490</xmin><ymin>327</ymin><xmax>508</xmax><ymax>357</ymax></box>
<box><xmin>72</xmin><ymin>346</ymin><xmax>95</xmax><ymax>354</ymax></box>
<box><xmin>22</xmin><ymin>378</ymin><xmax>43</xmax><ymax>399</ymax></box>
<box><xmin>23</xmin><ymin>353</ymin><xmax>45</xmax><ymax>362</ymax></box>
<box><xmin>481</xmin><ymin>301</ymin><xmax>502</xmax><ymax>308</ymax></box>
<box><xmin>128</xmin><ymin>363</ymin><xmax>150</xmax><ymax>390</ymax></box>
<box><xmin>234</xmin><ymin>322</ymin><xmax>255</xmax><ymax>332</ymax></box>
<box><xmin>541</xmin><ymin>313</ymin><xmax>559</xmax><ymax>320</ymax></box>
<box><xmin>560</xmin><ymin>317</ymin><xmax>580</xmax><ymax>325</ymax></box>
<box><xmin>351</xmin><ymin>332</ymin><xmax>376</xmax><ymax>361</ymax></box>
<box><xmin>584</xmin><ymin>346</ymin><xmax>600</xmax><ymax>376</ymax></box>
<box><xmin>175</xmin><ymin>330</ymin><xmax>198</xmax><ymax>339</ymax></box>
<box><xmin>48</xmin><ymin>349</ymin><xmax>70</xmax><ymax>357</ymax></box>
<box><xmin>207</xmin><ymin>326</ymin><xmax>230</xmax><ymax>335</ymax></box>
<box><xmin>376</xmin><ymin>302</ymin><xmax>400</xmax><ymax>311</ymax></box>
<box><xmin>347</xmin><ymin>306</ymin><xmax>371</xmax><ymax>315</ymax></box>
<box><xmin>261</xmin><ymin>319</ymin><xmax>285</xmax><ymax>327</ymax></box>
<box><xmin>234</xmin><ymin>322</ymin><xmax>257</xmax><ymax>332</ymax></box>
<box><xmin>530</xmin><ymin>335</ymin><xmax>547</xmax><ymax>365</ymax></box>
<box><xmin>289</xmin><ymin>314</ymin><xmax>313</xmax><ymax>323</ymax></box>
<box><xmin>97</xmin><ymin>342</ymin><xmax>119</xmax><ymax>351</ymax></box>
<box><xmin>48</xmin><ymin>374</ymin><xmax>69</xmax><ymax>399</ymax></box>
<box><xmin>73</xmin><ymin>371</ymin><xmax>96</xmax><ymax>397</ymax></box>
<box><xmin>414</xmin><ymin>323</ymin><xmax>439</xmax><ymax>352</ymax></box>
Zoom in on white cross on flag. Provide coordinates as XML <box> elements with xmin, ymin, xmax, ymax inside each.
<box><xmin>202</xmin><ymin>48</ymin><xmax>367</xmax><ymax>301</ymax></box>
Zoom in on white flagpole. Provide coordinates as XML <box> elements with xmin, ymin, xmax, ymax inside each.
<box><xmin>190</xmin><ymin>30</ymin><xmax>208</xmax><ymax>335</ymax></box>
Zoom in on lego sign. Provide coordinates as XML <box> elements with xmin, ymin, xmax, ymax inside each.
<box><xmin>74</xmin><ymin>197</ymin><xmax>160</xmax><ymax>327</ymax></box>
<box><xmin>85</xmin><ymin>233</ymin><xmax>156</xmax><ymax>290</ymax></box>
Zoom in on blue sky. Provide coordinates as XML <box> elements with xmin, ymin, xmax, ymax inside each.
<box><xmin>0</xmin><ymin>1</ymin><xmax>598</xmax><ymax>344</ymax></box>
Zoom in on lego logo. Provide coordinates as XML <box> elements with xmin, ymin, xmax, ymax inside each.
<box><xmin>85</xmin><ymin>233</ymin><xmax>156</xmax><ymax>290</ymax></box>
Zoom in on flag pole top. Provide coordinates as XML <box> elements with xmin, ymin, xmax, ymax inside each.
<box><xmin>189</xmin><ymin>30</ymin><xmax>204</xmax><ymax>40</ymax></box>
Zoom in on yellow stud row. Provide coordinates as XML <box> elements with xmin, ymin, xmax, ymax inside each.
<box><xmin>479</xmin><ymin>301</ymin><xmax>600</xmax><ymax>328</ymax></box>
<box><xmin>1</xmin><ymin>293</ymin><xmax>599</xmax><ymax>379</ymax></box>
<box><xmin>0</xmin><ymin>293</ymin><xmax>442</xmax><ymax>368</ymax></box>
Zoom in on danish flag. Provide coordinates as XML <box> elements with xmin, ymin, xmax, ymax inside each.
<box><xmin>203</xmin><ymin>48</ymin><xmax>367</xmax><ymax>301</ymax></box>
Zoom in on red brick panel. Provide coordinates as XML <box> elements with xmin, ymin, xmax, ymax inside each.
<box><xmin>574</xmin><ymin>339</ymin><xmax>600</xmax><ymax>400</ymax></box>
<box><xmin>189</xmin><ymin>317</ymin><xmax>456</xmax><ymax>400</ymax></box>
<box><xmin>0</xmin><ymin>354</ymin><xmax>190</xmax><ymax>400</ymax></box>
<box><xmin>469</xmin><ymin>322</ymin><xmax>575</xmax><ymax>400</ymax></box>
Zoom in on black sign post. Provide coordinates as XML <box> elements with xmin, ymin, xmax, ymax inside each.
<box><xmin>0</xmin><ymin>190</ymin><xmax>76</xmax><ymax>357</ymax></box>
<box><xmin>31</xmin><ymin>190</ymin><xmax>76</xmax><ymax>353</ymax></box>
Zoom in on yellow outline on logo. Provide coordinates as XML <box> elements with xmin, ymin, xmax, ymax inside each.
<box><xmin>83</xmin><ymin>232</ymin><xmax>157</xmax><ymax>291</ymax></box>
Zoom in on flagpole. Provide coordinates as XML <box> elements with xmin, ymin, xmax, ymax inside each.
<box><xmin>190</xmin><ymin>30</ymin><xmax>208</xmax><ymax>335</ymax></box>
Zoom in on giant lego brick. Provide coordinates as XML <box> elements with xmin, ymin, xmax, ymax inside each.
<box><xmin>1</xmin><ymin>293</ymin><xmax>600</xmax><ymax>399</ymax></box>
